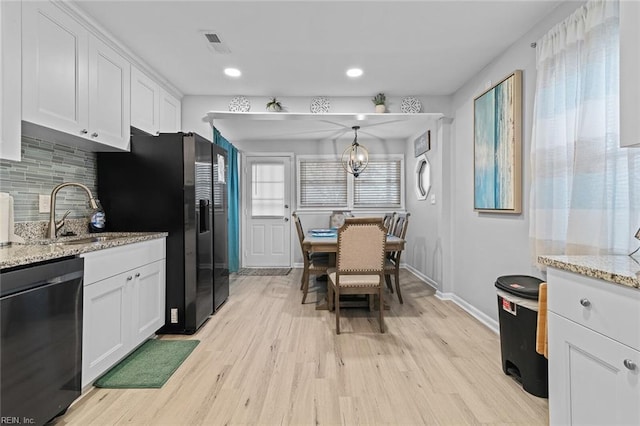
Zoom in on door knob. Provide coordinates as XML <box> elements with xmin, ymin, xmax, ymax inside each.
<box><xmin>623</xmin><ymin>359</ymin><xmax>636</xmax><ymax>370</ymax></box>
<box><xmin>284</xmin><ymin>204</ymin><xmax>289</xmax><ymax>208</ymax></box>
<box><xmin>579</xmin><ymin>298</ymin><xmax>591</xmax><ymax>307</ymax></box>
<box><xmin>135</xmin><ymin>272</ymin><xmax>140</xmax><ymax>278</ymax></box>
<box><xmin>80</xmin><ymin>129</ymin><xmax>88</xmax><ymax>134</ymax></box>
<box><xmin>284</xmin><ymin>217</ymin><xmax>289</xmax><ymax>222</ymax></box>
<box><xmin>126</xmin><ymin>276</ymin><xmax>133</xmax><ymax>281</ymax></box>
<box><xmin>91</xmin><ymin>132</ymin><xmax>99</xmax><ymax>138</ymax></box>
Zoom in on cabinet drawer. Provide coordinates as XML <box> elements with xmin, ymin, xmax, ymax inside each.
<box><xmin>548</xmin><ymin>268</ymin><xmax>640</xmax><ymax>350</ymax></box>
<box><xmin>82</xmin><ymin>238</ymin><xmax>166</xmax><ymax>284</ymax></box>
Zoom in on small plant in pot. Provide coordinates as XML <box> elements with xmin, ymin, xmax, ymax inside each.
<box><xmin>266</xmin><ymin>97</ymin><xmax>283</xmax><ymax>112</ymax></box>
<box><xmin>372</xmin><ymin>93</ymin><xmax>386</xmax><ymax>113</ymax></box>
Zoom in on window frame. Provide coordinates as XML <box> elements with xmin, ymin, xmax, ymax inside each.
<box><xmin>296</xmin><ymin>154</ymin><xmax>405</xmax><ymax>212</ymax></box>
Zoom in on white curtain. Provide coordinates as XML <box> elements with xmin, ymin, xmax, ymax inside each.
<box><xmin>530</xmin><ymin>0</ymin><xmax>640</xmax><ymax>258</ymax></box>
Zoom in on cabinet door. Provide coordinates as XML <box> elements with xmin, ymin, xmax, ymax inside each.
<box><xmin>131</xmin><ymin>66</ymin><xmax>160</xmax><ymax>135</ymax></box>
<box><xmin>1</xmin><ymin>0</ymin><xmax>21</xmax><ymax>161</ymax></box>
<box><xmin>159</xmin><ymin>88</ymin><xmax>181</xmax><ymax>133</ymax></box>
<box><xmin>548</xmin><ymin>312</ymin><xmax>640</xmax><ymax>425</ymax></box>
<box><xmin>82</xmin><ymin>272</ymin><xmax>131</xmax><ymax>388</ymax></box>
<box><xmin>22</xmin><ymin>1</ymin><xmax>88</xmax><ymax>136</ymax></box>
<box><xmin>131</xmin><ymin>260</ymin><xmax>166</xmax><ymax>346</ymax></box>
<box><xmin>88</xmin><ymin>35</ymin><xmax>130</xmax><ymax>150</ymax></box>
<box><xmin>620</xmin><ymin>0</ymin><xmax>640</xmax><ymax>147</ymax></box>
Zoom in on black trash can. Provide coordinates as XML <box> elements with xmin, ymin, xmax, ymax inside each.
<box><xmin>495</xmin><ymin>275</ymin><xmax>548</xmax><ymax>398</ymax></box>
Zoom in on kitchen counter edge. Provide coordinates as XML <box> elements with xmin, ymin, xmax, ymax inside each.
<box><xmin>0</xmin><ymin>232</ymin><xmax>168</xmax><ymax>270</ymax></box>
<box><xmin>538</xmin><ymin>254</ymin><xmax>640</xmax><ymax>289</ymax></box>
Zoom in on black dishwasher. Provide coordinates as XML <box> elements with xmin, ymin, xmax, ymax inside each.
<box><xmin>0</xmin><ymin>257</ymin><xmax>84</xmax><ymax>426</ymax></box>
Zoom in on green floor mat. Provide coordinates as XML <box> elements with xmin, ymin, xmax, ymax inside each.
<box><xmin>94</xmin><ymin>339</ymin><xmax>199</xmax><ymax>388</ymax></box>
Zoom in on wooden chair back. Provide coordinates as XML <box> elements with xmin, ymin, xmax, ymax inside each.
<box><xmin>391</xmin><ymin>212</ymin><xmax>410</xmax><ymax>240</ymax></box>
<box><xmin>382</xmin><ymin>212</ymin><xmax>395</xmax><ymax>233</ymax></box>
<box><xmin>292</xmin><ymin>212</ymin><xmax>305</xmax><ymax>249</ymax></box>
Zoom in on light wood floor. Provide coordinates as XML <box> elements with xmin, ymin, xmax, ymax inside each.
<box><xmin>54</xmin><ymin>269</ymin><xmax>548</xmax><ymax>425</ymax></box>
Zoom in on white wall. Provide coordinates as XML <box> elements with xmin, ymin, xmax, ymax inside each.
<box><xmin>442</xmin><ymin>1</ymin><xmax>585</xmax><ymax>326</ymax></box>
<box><xmin>403</xmin><ymin>117</ymin><xmax>453</xmax><ymax>292</ymax></box>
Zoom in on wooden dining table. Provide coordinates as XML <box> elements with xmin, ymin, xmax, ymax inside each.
<box><xmin>302</xmin><ymin>233</ymin><xmax>405</xmax><ymax>310</ymax></box>
<box><xmin>302</xmin><ymin>234</ymin><xmax>405</xmax><ymax>254</ymax></box>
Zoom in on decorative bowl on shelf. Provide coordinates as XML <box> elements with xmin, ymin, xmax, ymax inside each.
<box><xmin>228</xmin><ymin>96</ymin><xmax>250</xmax><ymax>112</ymax></box>
<box><xmin>401</xmin><ymin>96</ymin><xmax>422</xmax><ymax>113</ymax></box>
<box><xmin>310</xmin><ymin>97</ymin><xmax>330</xmax><ymax>113</ymax></box>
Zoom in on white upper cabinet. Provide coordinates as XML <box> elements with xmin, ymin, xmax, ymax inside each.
<box><xmin>620</xmin><ymin>0</ymin><xmax>640</xmax><ymax>147</ymax></box>
<box><xmin>159</xmin><ymin>88</ymin><xmax>182</xmax><ymax>133</ymax></box>
<box><xmin>131</xmin><ymin>66</ymin><xmax>160</xmax><ymax>135</ymax></box>
<box><xmin>22</xmin><ymin>1</ymin><xmax>88</xmax><ymax>137</ymax></box>
<box><xmin>0</xmin><ymin>1</ymin><xmax>22</xmax><ymax>161</ymax></box>
<box><xmin>88</xmin><ymin>35</ymin><xmax>131</xmax><ymax>150</ymax></box>
<box><xmin>132</xmin><ymin>65</ymin><xmax>181</xmax><ymax>135</ymax></box>
<box><xmin>21</xmin><ymin>1</ymin><xmax>130</xmax><ymax>151</ymax></box>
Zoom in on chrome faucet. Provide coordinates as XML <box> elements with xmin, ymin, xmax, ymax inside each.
<box><xmin>47</xmin><ymin>183</ymin><xmax>99</xmax><ymax>239</ymax></box>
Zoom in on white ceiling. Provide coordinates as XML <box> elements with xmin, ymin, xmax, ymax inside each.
<box><xmin>73</xmin><ymin>0</ymin><xmax>566</xmax><ymax>98</ymax></box>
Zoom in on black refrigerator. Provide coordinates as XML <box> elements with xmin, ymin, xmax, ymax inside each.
<box><xmin>97</xmin><ymin>132</ymin><xmax>228</xmax><ymax>334</ymax></box>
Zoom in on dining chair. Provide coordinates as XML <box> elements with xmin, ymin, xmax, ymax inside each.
<box><xmin>327</xmin><ymin>217</ymin><xmax>387</xmax><ymax>334</ymax></box>
<box><xmin>292</xmin><ymin>212</ymin><xmax>331</xmax><ymax>304</ymax></box>
<box><xmin>384</xmin><ymin>212</ymin><xmax>410</xmax><ymax>304</ymax></box>
<box><xmin>382</xmin><ymin>212</ymin><xmax>395</xmax><ymax>232</ymax></box>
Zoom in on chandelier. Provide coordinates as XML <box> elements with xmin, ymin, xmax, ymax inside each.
<box><xmin>341</xmin><ymin>126</ymin><xmax>369</xmax><ymax>178</ymax></box>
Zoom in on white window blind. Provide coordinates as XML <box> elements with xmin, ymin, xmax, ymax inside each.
<box><xmin>299</xmin><ymin>160</ymin><xmax>347</xmax><ymax>207</ymax></box>
<box><xmin>354</xmin><ymin>160</ymin><xmax>402</xmax><ymax>207</ymax></box>
<box><xmin>298</xmin><ymin>157</ymin><xmax>403</xmax><ymax>209</ymax></box>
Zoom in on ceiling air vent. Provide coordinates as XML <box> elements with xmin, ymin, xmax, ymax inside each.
<box><xmin>202</xmin><ymin>32</ymin><xmax>231</xmax><ymax>54</ymax></box>
<box><xmin>205</xmin><ymin>33</ymin><xmax>221</xmax><ymax>43</ymax></box>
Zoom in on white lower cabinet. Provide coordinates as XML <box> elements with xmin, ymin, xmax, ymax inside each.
<box><xmin>131</xmin><ymin>261</ymin><xmax>166</xmax><ymax>344</ymax></box>
<box><xmin>547</xmin><ymin>268</ymin><xmax>640</xmax><ymax>425</ymax></box>
<box><xmin>81</xmin><ymin>239</ymin><xmax>166</xmax><ymax>388</ymax></box>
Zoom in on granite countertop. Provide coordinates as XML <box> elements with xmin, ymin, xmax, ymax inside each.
<box><xmin>538</xmin><ymin>255</ymin><xmax>640</xmax><ymax>289</ymax></box>
<box><xmin>0</xmin><ymin>232</ymin><xmax>168</xmax><ymax>270</ymax></box>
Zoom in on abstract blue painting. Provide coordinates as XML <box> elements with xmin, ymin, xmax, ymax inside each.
<box><xmin>474</xmin><ymin>70</ymin><xmax>522</xmax><ymax>213</ymax></box>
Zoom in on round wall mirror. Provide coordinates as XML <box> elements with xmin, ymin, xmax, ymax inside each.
<box><xmin>414</xmin><ymin>154</ymin><xmax>431</xmax><ymax>200</ymax></box>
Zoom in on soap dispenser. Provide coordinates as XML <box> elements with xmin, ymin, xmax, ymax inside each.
<box><xmin>89</xmin><ymin>200</ymin><xmax>106</xmax><ymax>233</ymax></box>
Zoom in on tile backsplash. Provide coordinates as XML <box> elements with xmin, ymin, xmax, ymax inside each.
<box><xmin>0</xmin><ymin>136</ymin><xmax>97</xmax><ymax>221</ymax></box>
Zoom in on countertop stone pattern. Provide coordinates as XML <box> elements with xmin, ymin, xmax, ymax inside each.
<box><xmin>0</xmin><ymin>232</ymin><xmax>168</xmax><ymax>270</ymax></box>
<box><xmin>538</xmin><ymin>255</ymin><xmax>640</xmax><ymax>289</ymax></box>
<box><xmin>14</xmin><ymin>218</ymin><xmax>90</xmax><ymax>240</ymax></box>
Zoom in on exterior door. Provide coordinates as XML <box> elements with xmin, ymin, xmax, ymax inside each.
<box><xmin>243</xmin><ymin>155</ymin><xmax>292</xmax><ymax>267</ymax></box>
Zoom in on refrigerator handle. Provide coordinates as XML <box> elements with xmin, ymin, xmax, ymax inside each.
<box><xmin>199</xmin><ymin>199</ymin><xmax>210</xmax><ymax>233</ymax></box>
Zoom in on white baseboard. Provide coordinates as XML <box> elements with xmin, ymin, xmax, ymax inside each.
<box><xmin>403</xmin><ymin>263</ymin><xmax>439</xmax><ymax>291</ymax></box>
<box><xmin>437</xmin><ymin>292</ymin><xmax>499</xmax><ymax>335</ymax></box>
<box><xmin>403</xmin><ymin>264</ymin><xmax>499</xmax><ymax>335</ymax></box>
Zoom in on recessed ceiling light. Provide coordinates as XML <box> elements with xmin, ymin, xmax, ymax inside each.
<box><xmin>224</xmin><ymin>68</ymin><xmax>241</xmax><ymax>77</ymax></box>
<box><xmin>346</xmin><ymin>68</ymin><xmax>363</xmax><ymax>78</ymax></box>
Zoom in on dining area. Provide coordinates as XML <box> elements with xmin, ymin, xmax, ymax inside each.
<box><xmin>293</xmin><ymin>211</ymin><xmax>410</xmax><ymax>334</ymax></box>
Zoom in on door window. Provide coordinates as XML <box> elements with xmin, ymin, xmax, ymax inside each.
<box><xmin>251</xmin><ymin>163</ymin><xmax>285</xmax><ymax>217</ymax></box>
